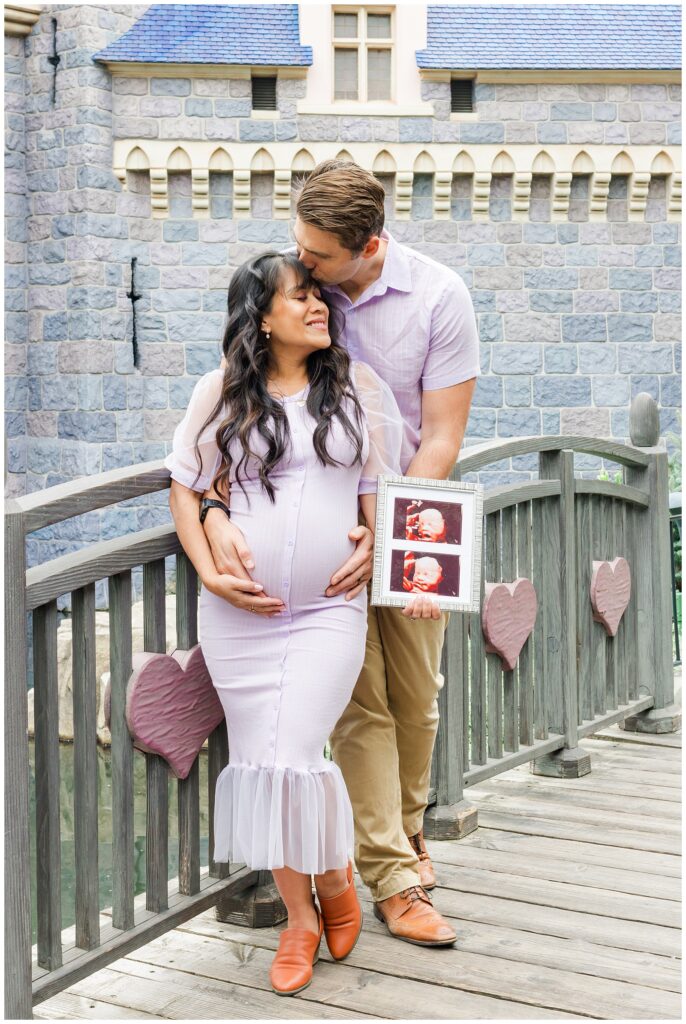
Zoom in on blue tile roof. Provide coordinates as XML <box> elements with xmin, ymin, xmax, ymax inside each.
<box><xmin>417</xmin><ymin>5</ymin><xmax>681</xmax><ymax>70</ymax></box>
<box><xmin>94</xmin><ymin>4</ymin><xmax>312</xmax><ymax>66</ymax></box>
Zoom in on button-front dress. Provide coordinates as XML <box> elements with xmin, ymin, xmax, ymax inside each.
<box><xmin>165</xmin><ymin>361</ymin><xmax>403</xmax><ymax>874</ymax></box>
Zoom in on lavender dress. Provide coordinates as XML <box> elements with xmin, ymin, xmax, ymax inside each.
<box><xmin>165</xmin><ymin>362</ymin><xmax>404</xmax><ymax>874</ymax></box>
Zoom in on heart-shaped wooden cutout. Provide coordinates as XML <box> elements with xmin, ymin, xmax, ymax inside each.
<box><xmin>482</xmin><ymin>578</ymin><xmax>538</xmax><ymax>671</ymax></box>
<box><xmin>105</xmin><ymin>646</ymin><xmax>225</xmax><ymax>779</ymax></box>
<box><xmin>590</xmin><ymin>557</ymin><xmax>631</xmax><ymax>637</ymax></box>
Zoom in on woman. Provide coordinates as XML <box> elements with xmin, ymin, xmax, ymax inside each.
<box><xmin>165</xmin><ymin>252</ymin><xmax>437</xmax><ymax>995</ymax></box>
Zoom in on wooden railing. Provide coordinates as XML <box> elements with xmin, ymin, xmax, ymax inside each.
<box><xmin>4</xmin><ymin>396</ymin><xmax>676</xmax><ymax>1018</ymax></box>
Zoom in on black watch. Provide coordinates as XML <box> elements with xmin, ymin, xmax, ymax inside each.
<box><xmin>199</xmin><ymin>498</ymin><xmax>231</xmax><ymax>525</ymax></box>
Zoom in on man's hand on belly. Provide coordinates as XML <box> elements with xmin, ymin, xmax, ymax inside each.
<box><xmin>202</xmin><ymin>508</ymin><xmax>285</xmax><ymax>611</ymax></box>
<box><xmin>325</xmin><ymin>525</ymin><xmax>374</xmax><ymax>601</ymax></box>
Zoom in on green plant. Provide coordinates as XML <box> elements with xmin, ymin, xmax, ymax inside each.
<box><xmin>666</xmin><ymin>411</ymin><xmax>682</xmax><ymax>493</ymax></box>
<box><xmin>597</xmin><ymin>467</ymin><xmax>623</xmax><ymax>484</ymax></box>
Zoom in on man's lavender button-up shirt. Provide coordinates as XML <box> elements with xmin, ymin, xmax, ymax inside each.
<box><xmin>324</xmin><ymin>230</ymin><xmax>480</xmax><ymax>471</ymax></box>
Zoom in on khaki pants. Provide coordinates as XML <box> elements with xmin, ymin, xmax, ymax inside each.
<box><xmin>330</xmin><ymin>601</ymin><xmax>448</xmax><ymax>902</ymax></box>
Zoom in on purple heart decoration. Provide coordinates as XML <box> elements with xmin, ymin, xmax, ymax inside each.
<box><xmin>590</xmin><ymin>557</ymin><xmax>631</xmax><ymax>637</ymax></box>
<box><xmin>482</xmin><ymin>578</ymin><xmax>538</xmax><ymax>671</ymax></box>
<box><xmin>105</xmin><ymin>645</ymin><xmax>225</xmax><ymax>779</ymax></box>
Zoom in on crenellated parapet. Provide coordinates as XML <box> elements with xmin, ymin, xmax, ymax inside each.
<box><xmin>112</xmin><ymin>141</ymin><xmax>683</xmax><ymax>222</ymax></box>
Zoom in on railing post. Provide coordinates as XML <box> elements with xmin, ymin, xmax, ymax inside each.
<box><xmin>423</xmin><ymin>616</ymin><xmax>478</xmax><ymax>839</ymax></box>
<box><xmin>424</xmin><ymin>464</ymin><xmax>478</xmax><ymax>840</ymax></box>
<box><xmin>622</xmin><ymin>394</ymin><xmax>681</xmax><ymax>734</ymax></box>
<box><xmin>4</xmin><ymin>501</ymin><xmax>33</xmax><ymax>1020</ymax></box>
<box><xmin>532</xmin><ymin>450</ymin><xmax>591</xmax><ymax>778</ymax></box>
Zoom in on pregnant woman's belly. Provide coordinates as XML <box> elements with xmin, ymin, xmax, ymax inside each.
<box><xmin>230</xmin><ymin>470</ymin><xmax>361</xmax><ymax>612</ymax></box>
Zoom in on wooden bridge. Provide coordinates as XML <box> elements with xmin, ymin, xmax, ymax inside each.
<box><xmin>5</xmin><ymin>394</ymin><xmax>681</xmax><ymax>1019</ymax></box>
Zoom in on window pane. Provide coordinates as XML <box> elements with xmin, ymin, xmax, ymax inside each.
<box><xmin>334</xmin><ymin>48</ymin><xmax>358</xmax><ymax>100</ymax></box>
<box><xmin>334</xmin><ymin>13</ymin><xmax>358</xmax><ymax>38</ymax></box>
<box><xmin>367</xmin><ymin>48</ymin><xmax>391</xmax><ymax>101</ymax></box>
<box><xmin>367</xmin><ymin>13</ymin><xmax>391</xmax><ymax>38</ymax></box>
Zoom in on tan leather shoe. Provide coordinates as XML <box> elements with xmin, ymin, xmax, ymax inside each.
<box><xmin>373</xmin><ymin>886</ymin><xmax>456</xmax><ymax>946</ymax></box>
<box><xmin>408</xmin><ymin>829</ymin><xmax>436</xmax><ymax>890</ymax></box>
<box><xmin>318</xmin><ymin>862</ymin><xmax>363</xmax><ymax>961</ymax></box>
<box><xmin>269</xmin><ymin>908</ymin><xmax>323</xmax><ymax>996</ymax></box>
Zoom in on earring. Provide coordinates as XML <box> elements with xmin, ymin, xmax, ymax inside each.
<box><xmin>263</xmin><ymin>326</ymin><xmax>271</xmax><ymax>340</ymax></box>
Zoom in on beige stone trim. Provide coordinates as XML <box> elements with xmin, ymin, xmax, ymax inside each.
<box><xmin>421</xmin><ymin>68</ymin><xmax>681</xmax><ymax>84</ymax></box>
<box><xmin>4</xmin><ymin>3</ymin><xmax>41</xmax><ymax>36</ymax></box>
<box><xmin>101</xmin><ymin>62</ymin><xmax>307</xmax><ymax>79</ymax></box>
<box><xmin>296</xmin><ymin>101</ymin><xmax>433</xmax><ymax>116</ymax></box>
<box><xmin>113</xmin><ymin>140</ymin><xmax>682</xmax><ymax>221</ymax></box>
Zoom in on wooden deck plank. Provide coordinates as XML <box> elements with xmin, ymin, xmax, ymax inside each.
<box><xmin>427</xmin><ymin>861</ymin><xmax>681</xmax><ymax>927</ymax></box>
<box><xmin>426</xmin><ymin>840</ymin><xmax>681</xmax><ymax>901</ymax></box>
<box><xmin>469</xmin><ymin>772</ymin><xmax>681</xmax><ymax>805</ymax></box>
<box><xmin>34</xmin><ymin>989</ymin><xmax>164</xmax><ymax>1019</ymax></box>
<box><xmin>475</xmin><ymin>809</ymin><xmax>681</xmax><ymax>855</ymax></box>
<box><xmin>468</xmin><ymin>779</ymin><xmax>681</xmax><ymax>820</ymax></box>
<box><xmin>590</xmin><ymin>726</ymin><xmax>682</xmax><ymax>748</ymax></box>
<box><xmin>64</xmin><ymin>961</ymin><xmax>376</xmax><ymax>1020</ymax></box>
<box><xmin>462</xmin><ymin>828</ymin><xmax>681</xmax><ymax>877</ymax></box>
<box><xmin>158</xmin><ymin>912</ymin><xmax>683</xmax><ymax>1020</ymax></box>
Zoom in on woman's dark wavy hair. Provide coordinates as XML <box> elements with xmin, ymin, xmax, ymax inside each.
<box><xmin>194</xmin><ymin>252</ymin><xmax>365</xmax><ymax>503</ymax></box>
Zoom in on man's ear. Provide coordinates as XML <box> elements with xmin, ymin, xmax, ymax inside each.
<box><xmin>360</xmin><ymin>235</ymin><xmax>381</xmax><ymax>260</ymax></box>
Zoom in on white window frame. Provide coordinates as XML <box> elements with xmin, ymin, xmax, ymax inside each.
<box><xmin>332</xmin><ymin>6</ymin><xmax>394</xmax><ymax>105</ymax></box>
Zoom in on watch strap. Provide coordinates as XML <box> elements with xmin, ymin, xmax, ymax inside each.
<box><xmin>199</xmin><ymin>498</ymin><xmax>230</xmax><ymax>524</ymax></box>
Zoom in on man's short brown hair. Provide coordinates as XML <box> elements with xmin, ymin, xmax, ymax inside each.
<box><xmin>295</xmin><ymin>159</ymin><xmax>385</xmax><ymax>254</ymax></box>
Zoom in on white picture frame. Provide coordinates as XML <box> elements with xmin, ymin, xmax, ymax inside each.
<box><xmin>371</xmin><ymin>475</ymin><xmax>484</xmax><ymax>613</ymax></box>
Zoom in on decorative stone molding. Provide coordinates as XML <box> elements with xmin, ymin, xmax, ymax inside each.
<box><xmin>420</xmin><ymin>68</ymin><xmax>681</xmax><ymax>85</ymax></box>
<box><xmin>4</xmin><ymin>4</ymin><xmax>41</xmax><ymax>36</ymax></box>
<box><xmin>112</xmin><ymin>141</ymin><xmax>682</xmax><ymax>221</ymax></box>
<box><xmin>100</xmin><ymin>62</ymin><xmax>307</xmax><ymax>79</ymax></box>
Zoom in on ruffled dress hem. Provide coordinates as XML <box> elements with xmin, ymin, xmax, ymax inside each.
<box><xmin>213</xmin><ymin>760</ymin><xmax>354</xmax><ymax>875</ymax></box>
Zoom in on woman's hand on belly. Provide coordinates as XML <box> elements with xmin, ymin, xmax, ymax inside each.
<box><xmin>204</xmin><ymin>572</ymin><xmax>286</xmax><ymax>617</ymax></box>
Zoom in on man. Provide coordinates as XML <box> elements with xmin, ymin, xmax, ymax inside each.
<box><xmin>203</xmin><ymin>160</ymin><xmax>479</xmax><ymax>945</ymax></box>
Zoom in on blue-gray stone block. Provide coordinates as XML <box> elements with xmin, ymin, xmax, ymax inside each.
<box><xmin>460</xmin><ymin>122</ymin><xmax>504</xmax><ymax>144</ymax></box>
<box><xmin>27</xmin><ymin>439</ymin><xmax>62</xmax><ymax>475</ymax></box>
<box><xmin>239</xmin><ymin>119</ymin><xmax>275</xmax><ymax>141</ymax></box>
<box><xmin>103</xmin><ymin>375</ymin><xmax>128</xmax><ymax>410</ymax></box>
<box><xmin>620</xmin><ymin>291</ymin><xmax>658</xmax><ymax>313</ymax></box>
<box><xmin>653</xmin><ymin>223</ymin><xmax>678</xmax><ymax>244</ymax></box>
<box><xmin>537</xmin><ymin>122</ymin><xmax>568</xmax><ymax>144</ymax></box>
<box><xmin>530</xmin><ymin>291</ymin><xmax>573</xmax><ymax>313</ymax></box>
<box><xmin>43</xmin><ymin>240</ymin><xmax>66</xmax><ymax>263</ymax></box>
<box><xmin>399</xmin><ymin>118</ymin><xmax>432</xmax><ymax>142</ymax></box>
<box><xmin>5</xmin><ymin>314</ymin><xmax>27</xmax><ymax>344</ymax></box>
<box><xmin>168</xmin><ymin>313</ymin><xmax>224</xmax><ymax>343</ymax></box>
<box><xmin>557</xmin><ymin>224</ymin><xmax>579</xmax><ymax>244</ymax></box>
<box><xmin>466</xmin><ymin>409</ymin><xmax>496</xmax><ymax>436</ymax></box>
<box><xmin>609</xmin><ymin>268</ymin><xmax>653</xmax><ymax>291</ymax></box>
<box><xmin>504</xmin><ymin>378</ymin><xmax>532</xmax><ymax>407</ymax></box>
<box><xmin>594</xmin><ymin>103</ymin><xmax>617</xmax><ymax>121</ymax></box>
<box><xmin>564</xmin><ymin>245</ymin><xmax>598</xmax><ymax>266</ymax></box>
<box><xmin>67</xmin><ymin>287</ymin><xmax>117</xmax><ymax>310</ymax></box>
<box><xmin>497</xmin><ymin>408</ymin><xmax>541</xmax><ymax>436</ymax></box>
<box><xmin>578</xmin><ymin>343</ymin><xmax>616</xmax><ymax>373</ymax></box>
<box><xmin>153</xmin><ymin>290</ymin><xmax>202</xmax><ymax>312</ymax></box>
<box><xmin>5</xmin><ymin>377</ymin><xmax>28</xmax><ymax>411</ymax></box>
<box><xmin>561</xmin><ymin>315</ymin><xmax>607</xmax><ymax>343</ymax></box>
<box><xmin>524</xmin><ymin>268</ymin><xmax>578</xmax><ymax>289</ymax></box>
<box><xmin>203</xmin><ymin>291</ymin><xmax>227</xmax><ymax>312</ymax></box>
<box><xmin>475</xmin><ymin>84</ymin><xmax>496</xmax><ymax>101</ymax></box>
<box><xmin>102</xmin><ymin>444</ymin><xmax>136</xmax><ymax>471</ymax></box>
<box><xmin>5</xmin><ymin>266</ymin><xmax>26</xmax><ymax>289</ymax></box>
<box><xmin>42</xmin><ymin>313</ymin><xmax>68</xmax><ymax>342</ymax></box>
<box><xmin>276</xmin><ymin>120</ymin><xmax>297</xmax><ymax>141</ymax></box>
<box><xmin>77</xmin><ymin>166</ymin><xmax>119</xmax><ymax>190</ymax></box>
<box><xmin>143</xmin><ymin>378</ymin><xmax>168</xmax><ymax>409</ymax></box>
<box><xmin>215</xmin><ymin>99</ymin><xmax>252</xmax><ymax>117</ymax></box>
<box><xmin>660</xmin><ymin>374</ymin><xmax>681</xmax><ymax>407</ymax></box>
<box><xmin>491</xmin><ymin>344</ymin><xmax>542</xmax><ymax>374</ymax></box>
<box><xmin>186</xmin><ymin>343</ymin><xmax>222</xmax><ymax>374</ymax></box>
<box><xmin>472</xmin><ymin>375</ymin><xmax>503</xmax><ymax>407</ymax></box>
<box><xmin>667</xmin><ymin>122</ymin><xmax>681</xmax><ymax>145</ymax></box>
<box><xmin>659</xmin><ymin>291</ymin><xmax>681</xmax><ymax>312</ymax></box>
<box><xmin>117</xmin><ymin>411</ymin><xmax>145</xmax><ymax>441</ymax></box>
<box><xmin>634</xmin><ymin>245</ymin><xmax>664</xmax><ymax>267</ymax></box>
<box><xmin>27</xmin><ymin>343</ymin><xmax>57</xmax><ymax>375</ymax></box>
<box><xmin>534</xmin><ymin>376</ymin><xmax>591</xmax><ymax>406</ymax></box>
<box><xmin>617</xmin><ymin>343</ymin><xmax>672</xmax><ymax>373</ymax></box>
<box><xmin>185</xmin><ymin>98</ymin><xmax>213</xmax><ymax>117</ymax></box>
<box><xmin>101</xmin><ymin>507</ymin><xmax>138</xmax><ymax>538</ymax></box>
<box><xmin>467</xmin><ymin>244</ymin><xmax>505</xmax><ymax>266</ymax></box>
<box><xmin>478</xmin><ymin>314</ymin><xmax>503</xmax><ymax>343</ymax></box>
<box><xmin>169</xmin><ymin>376</ymin><xmax>197</xmax><ymax>408</ymax></box>
<box><xmin>181</xmin><ymin>243</ymin><xmax>230</xmax><ymax>265</ymax></box>
<box><xmin>137</xmin><ymin>314</ymin><xmax>168</xmax><ymax>343</ymax></box>
<box><xmin>471</xmin><ymin>290</ymin><xmax>496</xmax><ymax>312</ymax></box>
<box><xmin>27</xmin><ymin>170</ymin><xmax>59</xmax><ymax>192</ymax></box>
<box><xmin>450</xmin><ymin>199</ymin><xmax>472</xmax><ymax>221</ymax></box>
<box><xmin>58</xmin><ymin>412</ymin><xmax>116</xmax><ymax>442</ymax></box>
<box><xmin>592</xmin><ymin>375</ymin><xmax>630</xmax><ymax>406</ymax></box>
<box><xmin>411</xmin><ymin>197</ymin><xmax>433</xmax><ymax>220</ymax></box>
<box><xmin>151</xmin><ymin>78</ymin><xmax>191</xmax><ymax>96</ymax></box>
<box><xmin>551</xmin><ymin>103</ymin><xmax>593</xmax><ymax>120</ymax></box>
<box><xmin>340</xmin><ymin>118</ymin><xmax>372</xmax><ymax>142</ymax></box>
<box><xmin>78</xmin><ymin>376</ymin><xmax>103</xmax><ymax>410</ymax></box>
<box><xmin>630</xmin><ymin>375</ymin><xmax>659</xmax><ymax>399</ymax></box>
<box><xmin>607</xmin><ymin>315</ymin><xmax>653</xmax><ymax>343</ymax></box>
<box><xmin>29</xmin><ymin>265</ymin><xmax>71</xmax><ymax>285</ymax></box>
<box><xmin>489</xmin><ymin>199</ymin><xmax>511</xmax><ymax>222</ymax></box>
<box><xmin>163</xmin><ymin>220</ymin><xmax>199</xmax><ymax>242</ymax></box>
<box><xmin>544</xmin><ymin>345</ymin><xmax>578</xmax><ymax>373</ymax></box>
<box><xmin>237</xmin><ymin>221</ymin><xmax>289</xmax><ymax>243</ymax></box>
<box><xmin>28</xmin><ymin>378</ymin><xmax>41</xmax><ymax>412</ymax></box>
<box><xmin>52</xmin><ymin>215</ymin><xmax>76</xmax><ymax>238</ymax></box>
<box><xmin>77</xmin><ymin>213</ymin><xmax>129</xmax><ymax>239</ymax></box>
<box><xmin>68</xmin><ymin>312</ymin><xmax>102</xmax><ymax>340</ymax></box>
<box><xmin>523</xmin><ymin>224</ymin><xmax>557</xmax><ymax>244</ymax></box>
<box><xmin>664</xmin><ymin>246</ymin><xmax>681</xmax><ymax>267</ymax></box>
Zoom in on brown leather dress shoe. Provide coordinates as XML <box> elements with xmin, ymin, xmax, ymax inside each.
<box><xmin>373</xmin><ymin>886</ymin><xmax>456</xmax><ymax>946</ymax></box>
<box><xmin>408</xmin><ymin>829</ymin><xmax>436</xmax><ymax>890</ymax></box>
<box><xmin>318</xmin><ymin>861</ymin><xmax>363</xmax><ymax>961</ymax></box>
<box><xmin>270</xmin><ymin>908</ymin><xmax>323</xmax><ymax>996</ymax></box>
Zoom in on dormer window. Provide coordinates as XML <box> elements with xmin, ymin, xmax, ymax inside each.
<box><xmin>333</xmin><ymin>7</ymin><xmax>393</xmax><ymax>102</ymax></box>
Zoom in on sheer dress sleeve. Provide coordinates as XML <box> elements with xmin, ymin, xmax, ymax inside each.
<box><xmin>164</xmin><ymin>369</ymin><xmax>225</xmax><ymax>492</ymax></box>
<box><xmin>352</xmin><ymin>361</ymin><xmax>405</xmax><ymax>495</ymax></box>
